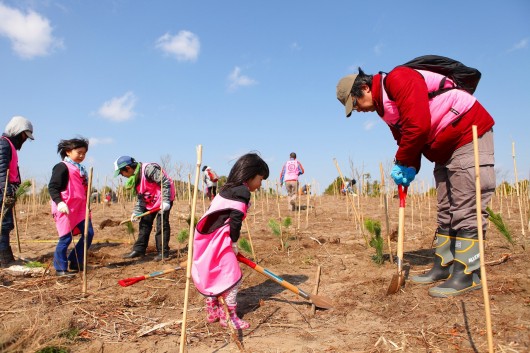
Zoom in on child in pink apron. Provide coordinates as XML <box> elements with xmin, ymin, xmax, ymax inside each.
<box><xmin>192</xmin><ymin>153</ymin><xmax>269</xmax><ymax>330</ymax></box>
<box><xmin>48</xmin><ymin>138</ymin><xmax>93</xmax><ymax>276</ymax></box>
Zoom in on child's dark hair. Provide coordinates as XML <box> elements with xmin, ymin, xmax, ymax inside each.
<box><xmin>57</xmin><ymin>138</ymin><xmax>89</xmax><ymax>159</ymax></box>
<box><xmin>221</xmin><ymin>153</ymin><xmax>269</xmax><ymax>191</ymax></box>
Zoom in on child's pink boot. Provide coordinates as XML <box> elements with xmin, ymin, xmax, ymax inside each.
<box><xmin>219</xmin><ymin>305</ymin><xmax>250</xmax><ymax>330</ymax></box>
<box><xmin>205</xmin><ymin>298</ymin><xmax>220</xmax><ymax>323</ymax></box>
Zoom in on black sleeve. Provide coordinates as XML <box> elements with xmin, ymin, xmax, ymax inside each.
<box><xmin>48</xmin><ymin>163</ymin><xmax>69</xmax><ymax>204</ymax></box>
<box><xmin>220</xmin><ymin>185</ymin><xmax>251</xmax><ymax>242</ymax></box>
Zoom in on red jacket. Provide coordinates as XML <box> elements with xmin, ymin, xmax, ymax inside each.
<box><xmin>372</xmin><ymin>66</ymin><xmax>494</xmax><ymax>171</ymax></box>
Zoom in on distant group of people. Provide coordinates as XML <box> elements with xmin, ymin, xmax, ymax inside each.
<box><xmin>0</xmin><ymin>54</ymin><xmax>497</xmax><ymax>330</ymax></box>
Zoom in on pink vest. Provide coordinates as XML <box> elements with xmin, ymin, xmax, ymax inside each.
<box><xmin>51</xmin><ymin>162</ymin><xmax>89</xmax><ymax>237</ymax></box>
<box><xmin>136</xmin><ymin>163</ymin><xmax>176</xmax><ymax>210</ymax></box>
<box><xmin>284</xmin><ymin>160</ymin><xmax>300</xmax><ymax>181</ymax></box>
<box><xmin>1</xmin><ymin>137</ymin><xmax>20</xmax><ymax>183</ymax></box>
<box><xmin>381</xmin><ymin>70</ymin><xmax>477</xmax><ymax>143</ymax></box>
<box><xmin>192</xmin><ymin>195</ymin><xmax>248</xmax><ymax>296</ymax></box>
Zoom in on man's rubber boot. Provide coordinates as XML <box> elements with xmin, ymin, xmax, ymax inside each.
<box><xmin>411</xmin><ymin>228</ymin><xmax>454</xmax><ymax>284</ymax></box>
<box><xmin>429</xmin><ymin>230</ymin><xmax>482</xmax><ymax>298</ymax></box>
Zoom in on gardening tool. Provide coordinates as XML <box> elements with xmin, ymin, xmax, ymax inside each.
<box><xmin>119</xmin><ymin>208</ymin><xmax>161</xmax><ymax>225</ymax></box>
<box><xmin>386</xmin><ymin>184</ymin><xmax>408</xmax><ymax>295</ymax></box>
<box><xmin>236</xmin><ymin>253</ymin><xmax>334</xmax><ymax>309</ymax></box>
<box><xmin>118</xmin><ymin>260</ymin><xmax>187</xmax><ymax>287</ymax></box>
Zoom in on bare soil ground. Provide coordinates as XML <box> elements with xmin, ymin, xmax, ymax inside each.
<box><xmin>1</xmin><ymin>193</ymin><xmax>528</xmax><ymax>353</ymax></box>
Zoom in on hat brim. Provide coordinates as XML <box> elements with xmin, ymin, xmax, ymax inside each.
<box><xmin>114</xmin><ymin>169</ymin><xmax>122</xmax><ymax>177</ymax></box>
<box><xmin>25</xmin><ymin>131</ymin><xmax>34</xmax><ymax>140</ymax></box>
<box><xmin>345</xmin><ymin>95</ymin><xmax>354</xmax><ymax>118</ymax></box>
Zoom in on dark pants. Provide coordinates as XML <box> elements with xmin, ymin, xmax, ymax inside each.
<box><xmin>133</xmin><ymin>207</ymin><xmax>171</xmax><ymax>254</ymax></box>
<box><xmin>53</xmin><ymin>219</ymin><xmax>94</xmax><ymax>271</ymax></box>
<box><xmin>207</xmin><ymin>186</ymin><xmax>217</xmax><ymax>201</ymax></box>
<box><xmin>0</xmin><ymin>206</ymin><xmax>14</xmax><ymax>251</ymax></box>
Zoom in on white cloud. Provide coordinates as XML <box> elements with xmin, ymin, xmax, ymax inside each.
<box><xmin>89</xmin><ymin>137</ymin><xmax>114</xmax><ymax>146</ymax></box>
<box><xmin>290</xmin><ymin>42</ymin><xmax>302</xmax><ymax>51</ymax></box>
<box><xmin>509</xmin><ymin>38</ymin><xmax>528</xmax><ymax>52</ymax></box>
<box><xmin>0</xmin><ymin>3</ymin><xmax>63</xmax><ymax>59</ymax></box>
<box><xmin>98</xmin><ymin>92</ymin><xmax>137</xmax><ymax>122</ymax></box>
<box><xmin>373</xmin><ymin>43</ymin><xmax>384</xmax><ymax>56</ymax></box>
<box><xmin>364</xmin><ymin>120</ymin><xmax>376</xmax><ymax>131</ymax></box>
<box><xmin>227</xmin><ymin>66</ymin><xmax>257</xmax><ymax>91</ymax></box>
<box><xmin>155</xmin><ymin>30</ymin><xmax>200</xmax><ymax>62</ymax></box>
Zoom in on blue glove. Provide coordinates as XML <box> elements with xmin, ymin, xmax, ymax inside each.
<box><xmin>390</xmin><ymin>165</ymin><xmax>416</xmax><ymax>186</ymax></box>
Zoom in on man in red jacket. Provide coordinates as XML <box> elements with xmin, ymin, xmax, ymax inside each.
<box><xmin>336</xmin><ymin>64</ymin><xmax>495</xmax><ymax>298</ymax></box>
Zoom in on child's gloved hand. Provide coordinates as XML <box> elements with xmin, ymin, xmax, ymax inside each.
<box><xmin>57</xmin><ymin>201</ymin><xmax>70</xmax><ymax>214</ymax></box>
<box><xmin>390</xmin><ymin>165</ymin><xmax>416</xmax><ymax>186</ymax></box>
<box><xmin>130</xmin><ymin>213</ymin><xmax>141</xmax><ymax>222</ymax></box>
<box><xmin>231</xmin><ymin>242</ymin><xmax>239</xmax><ymax>255</ymax></box>
<box><xmin>161</xmin><ymin>201</ymin><xmax>171</xmax><ymax>212</ymax></box>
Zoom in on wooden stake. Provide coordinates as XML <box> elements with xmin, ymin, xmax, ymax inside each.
<box><xmin>179</xmin><ymin>145</ymin><xmax>202</xmax><ymax>353</ymax></box>
<box><xmin>244</xmin><ymin>219</ymin><xmax>256</xmax><ymax>261</ymax></box>
<box><xmin>82</xmin><ymin>167</ymin><xmax>93</xmax><ymax>294</ymax></box>
<box><xmin>379</xmin><ymin>163</ymin><xmax>393</xmax><ymax>264</ymax></box>
<box><xmin>218</xmin><ymin>296</ymin><xmax>246</xmax><ymax>352</ymax></box>
<box><xmin>512</xmin><ymin>142</ymin><xmax>526</xmax><ymax>237</ymax></box>
<box><xmin>472</xmin><ymin>126</ymin><xmax>494</xmax><ymax>353</ymax></box>
<box><xmin>311</xmin><ymin>265</ymin><xmax>321</xmax><ymax>315</ymax></box>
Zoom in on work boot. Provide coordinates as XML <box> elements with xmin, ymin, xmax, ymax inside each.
<box><xmin>219</xmin><ymin>305</ymin><xmax>250</xmax><ymax>330</ymax></box>
<box><xmin>0</xmin><ymin>246</ymin><xmax>16</xmax><ymax>268</ymax></box>
<box><xmin>205</xmin><ymin>297</ymin><xmax>220</xmax><ymax>323</ymax></box>
<box><xmin>429</xmin><ymin>230</ymin><xmax>482</xmax><ymax>298</ymax></box>
<box><xmin>153</xmin><ymin>252</ymin><xmax>171</xmax><ymax>262</ymax></box>
<box><xmin>411</xmin><ymin>228</ymin><xmax>454</xmax><ymax>284</ymax></box>
<box><xmin>122</xmin><ymin>250</ymin><xmax>145</xmax><ymax>259</ymax></box>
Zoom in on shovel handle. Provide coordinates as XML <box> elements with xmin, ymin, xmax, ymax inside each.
<box><xmin>119</xmin><ymin>208</ymin><xmax>161</xmax><ymax>225</ymax></box>
<box><xmin>398</xmin><ymin>185</ymin><xmax>408</xmax><ymax>207</ymax></box>
<box><xmin>118</xmin><ymin>261</ymin><xmax>187</xmax><ymax>287</ymax></box>
<box><xmin>237</xmin><ymin>253</ymin><xmax>310</xmax><ymax>300</ymax></box>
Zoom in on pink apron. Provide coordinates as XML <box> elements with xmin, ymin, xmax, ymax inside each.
<box><xmin>50</xmin><ymin>162</ymin><xmax>88</xmax><ymax>237</ymax></box>
<box><xmin>192</xmin><ymin>195</ymin><xmax>248</xmax><ymax>296</ymax></box>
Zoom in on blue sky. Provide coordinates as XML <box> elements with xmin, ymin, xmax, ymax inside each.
<box><xmin>0</xmin><ymin>0</ymin><xmax>528</xmax><ymax>193</ymax></box>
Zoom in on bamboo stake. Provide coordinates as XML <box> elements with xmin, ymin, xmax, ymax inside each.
<box><xmin>244</xmin><ymin>219</ymin><xmax>256</xmax><ymax>261</ymax></box>
<box><xmin>13</xmin><ymin>205</ymin><xmax>21</xmax><ymax>255</ymax></box>
<box><xmin>311</xmin><ymin>265</ymin><xmax>321</xmax><ymax>315</ymax></box>
<box><xmin>472</xmin><ymin>126</ymin><xmax>494</xmax><ymax>353</ymax></box>
<box><xmin>333</xmin><ymin>159</ymin><xmax>366</xmax><ymax>245</ymax></box>
<box><xmin>379</xmin><ymin>163</ymin><xmax>393</xmax><ymax>264</ymax></box>
<box><xmin>160</xmin><ymin>170</ymin><xmax>165</xmax><ymax>263</ymax></box>
<box><xmin>305</xmin><ymin>183</ymin><xmax>310</xmax><ymax>228</ymax></box>
<box><xmin>511</xmin><ymin>142</ymin><xmax>526</xmax><ymax>237</ymax></box>
<box><xmin>218</xmin><ymin>296</ymin><xmax>246</xmax><ymax>352</ymax></box>
<box><xmin>179</xmin><ymin>145</ymin><xmax>202</xmax><ymax>353</ymax></box>
<box><xmin>0</xmin><ymin>170</ymin><xmax>10</xmax><ymax>245</ymax></box>
<box><xmin>82</xmin><ymin>167</ymin><xmax>93</xmax><ymax>294</ymax></box>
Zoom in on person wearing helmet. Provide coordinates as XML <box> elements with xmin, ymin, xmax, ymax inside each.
<box><xmin>0</xmin><ymin>116</ymin><xmax>34</xmax><ymax>267</ymax></box>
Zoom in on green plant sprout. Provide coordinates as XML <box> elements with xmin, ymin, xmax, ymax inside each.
<box><xmin>365</xmin><ymin>218</ymin><xmax>384</xmax><ymax>264</ymax></box>
<box><xmin>268</xmin><ymin>217</ymin><xmax>292</xmax><ymax>251</ymax></box>
<box><xmin>238</xmin><ymin>238</ymin><xmax>252</xmax><ymax>254</ymax></box>
<box><xmin>486</xmin><ymin>207</ymin><xmax>514</xmax><ymax>245</ymax></box>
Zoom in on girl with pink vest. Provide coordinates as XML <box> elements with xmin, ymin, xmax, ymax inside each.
<box><xmin>192</xmin><ymin>153</ymin><xmax>269</xmax><ymax>330</ymax></box>
<box><xmin>48</xmin><ymin>138</ymin><xmax>93</xmax><ymax>276</ymax></box>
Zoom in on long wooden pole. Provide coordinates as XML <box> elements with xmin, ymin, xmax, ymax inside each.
<box><xmin>82</xmin><ymin>167</ymin><xmax>93</xmax><ymax>294</ymax></box>
<box><xmin>180</xmin><ymin>145</ymin><xmax>202</xmax><ymax>353</ymax></box>
<box><xmin>472</xmin><ymin>126</ymin><xmax>494</xmax><ymax>353</ymax></box>
<box><xmin>511</xmin><ymin>142</ymin><xmax>526</xmax><ymax>237</ymax></box>
<box><xmin>379</xmin><ymin>163</ymin><xmax>393</xmax><ymax>264</ymax></box>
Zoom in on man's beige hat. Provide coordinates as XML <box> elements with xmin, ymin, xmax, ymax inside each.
<box><xmin>336</xmin><ymin>74</ymin><xmax>358</xmax><ymax>118</ymax></box>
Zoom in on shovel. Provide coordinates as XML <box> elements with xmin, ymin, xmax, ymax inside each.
<box><xmin>119</xmin><ymin>208</ymin><xmax>161</xmax><ymax>225</ymax></box>
<box><xmin>236</xmin><ymin>253</ymin><xmax>333</xmax><ymax>309</ymax></box>
<box><xmin>386</xmin><ymin>184</ymin><xmax>408</xmax><ymax>295</ymax></box>
<box><xmin>118</xmin><ymin>260</ymin><xmax>187</xmax><ymax>287</ymax></box>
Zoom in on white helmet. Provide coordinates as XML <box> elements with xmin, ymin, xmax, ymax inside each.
<box><xmin>4</xmin><ymin>115</ymin><xmax>34</xmax><ymax>139</ymax></box>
